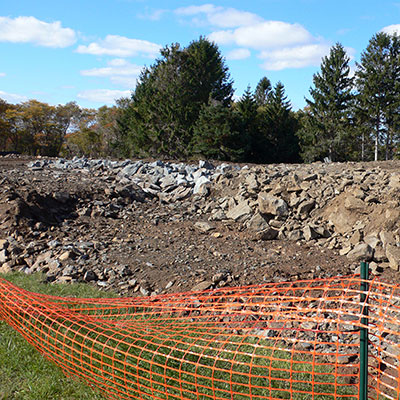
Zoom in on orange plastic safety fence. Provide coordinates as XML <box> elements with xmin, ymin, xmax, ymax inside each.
<box><xmin>0</xmin><ymin>275</ymin><xmax>399</xmax><ymax>400</ymax></box>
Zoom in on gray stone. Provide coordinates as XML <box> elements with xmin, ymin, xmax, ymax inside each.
<box><xmin>385</xmin><ymin>245</ymin><xmax>400</xmax><ymax>271</ymax></box>
<box><xmin>287</xmin><ymin>230</ymin><xmax>304</xmax><ymax>241</ymax></box>
<box><xmin>118</xmin><ymin>163</ymin><xmax>142</xmax><ymax>177</ymax></box>
<box><xmin>364</xmin><ymin>235</ymin><xmax>381</xmax><ymax>249</ymax></box>
<box><xmin>373</xmin><ymin>246</ymin><xmax>388</xmax><ymax>262</ymax></box>
<box><xmin>193</xmin><ymin>176</ymin><xmax>211</xmax><ymax>195</ymax></box>
<box><xmin>245</xmin><ymin>173</ymin><xmax>259</xmax><ymax>192</ymax></box>
<box><xmin>159</xmin><ymin>175</ymin><xmax>176</xmax><ymax>189</ymax></box>
<box><xmin>191</xmin><ymin>281</ymin><xmax>213</xmax><ymax>292</ymax></box>
<box><xmin>0</xmin><ymin>263</ymin><xmax>12</xmax><ymax>274</ymax></box>
<box><xmin>128</xmin><ymin>278</ymin><xmax>137</xmax><ymax>287</ymax></box>
<box><xmin>297</xmin><ymin>199</ymin><xmax>316</xmax><ymax>216</ymax></box>
<box><xmin>140</xmin><ymin>286</ymin><xmax>150</xmax><ymax>296</ymax></box>
<box><xmin>256</xmin><ymin>227</ymin><xmax>279</xmax><ymax>241</ymax></box>
<box><xmin>388</xmin><ymin>174</ymin><xmax>400</xmax><ymax>189</ymax></box>
<box><xmin>303</xmin><ymin>226</ymin><xmax>319</xmax><ymax>241</ymax></box>
<box><xmin>55</xmin><ymin>276</ymin><xmax>73</xmax><ymax>284</ymax></box>
<box><xmin>246</xmin><ymin>212</ymin><xmax>270</xmax><ymax>232</ymax></box>
<box><xmin>46</xmin><ymin>259</ymin><xmax>62</xmax><ymax>275</ymax></box>
<box><xmin>349</xmin><ymin>230</ymin><xmax>363</xmax><ymax>246</ymax></box>
<box><xmin>339</xmin><ymin>246</ymin><xmax>352</xmax><ymax>256</ymax></box>
<box><xmin>346</xmin><ymin>243</ymin><xmax>374</xmax><ymax>261</ymax></box>
<box><xmin>379</xmin><ymin>231</ymin><xmax>396</xmax><ymax>248</ymax></box>
<box><xmin>226</xmin><ymin>201</ymin><xmax>253</xmax><ymax>222</ymax></box>
<box><xmin>165</xmin><ymin>281</ymin><xmax>174</xmax><ymax>289</ymax></box>
<box><xmin>0</xmin><ymin>249</ymin><xmax>8</xmax><ymax>263</ymax></box>
<box><xmin>209</xmin><ymin>209</ymin><xmax>226</xmax><ymax>221</ymax></box>
<box><xmin>313</xmin><ymin>226</ymin><xmax>331</xmax><ymax>238</ymax></box>
<box><xmin>199</xmin><ymin>160</ymin><xmax>214</xmax><ymax>169</ymax></box>
<box><xmin>194</xmin><ymin>221</ymin><xmax>215</xmax><ymax>233</ymax></box>
<box><xmin>258</xmin><ymin>193</ymin><xmax>289</xmax><ymax>217</ymax></box>
<box><xmin>344</xmin><ymin>195</ymin><xmax>364</xmax><ymax>210</ymax></box>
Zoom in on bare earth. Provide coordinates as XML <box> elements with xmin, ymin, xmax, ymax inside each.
<box><xmin>1</xmin><ymin>155</ymin><xmax>399</xmax><ymax>297</ymax></box>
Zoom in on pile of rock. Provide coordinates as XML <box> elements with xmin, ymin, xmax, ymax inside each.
<box><xmin>25</xmin><ymin>157</ymin><xmax>400</xmax><ymax>273</ymax></box>
<box><xmin>28</xmin><ymin>157</ymin><xmax>236</xmax><ymax>202</ymax></box>
<box><xmin>207</xmin><ymin>163</ymin><xmax>400</xmax><ymax>272</ymax></box>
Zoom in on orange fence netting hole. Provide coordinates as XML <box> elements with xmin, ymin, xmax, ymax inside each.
<box><xmin>0</xmin><ymin>275</ymin><xmax>399</xmax><ymax>400</ymax></box>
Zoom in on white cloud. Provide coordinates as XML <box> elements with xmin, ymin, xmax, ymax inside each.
<box><xmin>177</xmin><ymin>4</ymin><xmax>339</xmax><ymax>70</ymax></box>
<box><xmin>0</xmin><ymin>16</ymin><xmax>76</xmax><ymax>47</ymax></box>
<box><xmin>0</xmin><ymin>90</ymin><xmax>28</xmax><ymax>103</ymax></box>
<box><xmin>81</xmin><ymin>59</ymin><xmax>142</xmax><ymax>88</ymax></box>
<box><xmin>208</xmin><ymin>9</ymin><xmax>262</xmax><ymax>28</ymax></box>
<box><xmin>76</xmin><ymin>35</ymin><xmax>161</xmax><ymax>57</ymax></box>
<box><xmin>175</xmin><ymin>4</ymin><xmax>218</xmax><ymax>16</ymax></box>
<box><xmin>381</xmin><ymin>24</ymin><xmax>400</xmax><ymax>35</ymax></box>
<box><xmin>77</xmin><ymin>89</ymin><xmax>131</xmax><ymax>104</ymax></box>
<box><xmin>108</xmin><ymin>58</ymin><xmax>127</xmax><ymax>67</ymax></box>
<box><xmin>259</xmin><ymin>44</ymin><xmax>332</xmax><ymax>70</ymax></box>
<box><xmin>208</xmin><ymin>30</ymin><xmax>235</xmax><ymax>44</ymax></box>
<box><xmin>0</xmin><ymin>72</ymin><xmax>5</xmax><ymax>77</ymax></box>
<box><xmin>210</xmin><ymin>21</ymin><xmax>313</xmax><ymax>50</ymax></box>
<box><xmin>175</xmin><ymin>4</ymin><xmax>261</xmax><ymax>28</ymax></box>
<box><xmin>81</xmin><ymin>60</ymin><xmax>142</xmax><ymax>78</ymax></box>
<box><xmin>226</xmin><ymin>48</ymin><xmax>251</xmax><ymax>60</ymax></box>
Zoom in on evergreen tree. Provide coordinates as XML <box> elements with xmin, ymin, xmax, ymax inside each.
<box><xmin>117</xmin><ymin>37</ymin><xmax>233</xmax><ymax>159</ymax></box>
<box><xmin>298</xmin><ymin>43</ymin><xmax>354</xmax><ymax>162</ymax></box>
<box><xmin>236</xmin><ymin>85</ymin><xmax>258</xmax><ymax>142</ymax></box>
<box><xmin>191</xmin><ymin>101</ymin><xmax>246</xmax><ymax>161</ymax></box>
<box><xmin>254</xmin><ymin>77</ymin><xmax>272</xmax><ymax>107</ymax></box>
<box><xmin>355</xmin><ymin>32</ymin><xmax>400</xmax><ymax>161</ymax></box>
<box><xmin>264</xmin><ymin>82</ymin><xmax>300</xmax><ymax>163</ymax></box>
<box><xmin>235</xmin><ymin>86</ymin><xmax>261</xmax><ymax>162</ymax></box>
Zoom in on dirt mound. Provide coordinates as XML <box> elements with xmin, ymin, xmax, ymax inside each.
<box><xmin>0</xmin><ymin>156</ymin><xmax>400</xmax><ymax>296</ymax></box>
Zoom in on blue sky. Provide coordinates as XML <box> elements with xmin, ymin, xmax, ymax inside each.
<box><xmin>1</xmin><ymin>0</ymin><xmax>400</xmax><ymax>110</ymax></box>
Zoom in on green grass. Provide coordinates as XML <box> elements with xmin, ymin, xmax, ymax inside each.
<box><xmin>0</xmin><ymin>272</ymin><xmax>111</xmax><ymax>400</ymax></box>
<box><xmin>0</xmin><ymin>273</ymin><xmax>359</xmax><ymax>400</ymax></box>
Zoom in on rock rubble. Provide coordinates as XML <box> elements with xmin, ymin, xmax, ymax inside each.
<box><xmin>1</xmin><ymin>156</ymin><xmax>400</xmax><ymax>296</ymax></box>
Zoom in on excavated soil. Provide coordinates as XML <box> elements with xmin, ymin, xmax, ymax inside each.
<box><xmin>0</xmin><ymin>155</ymin><xmax>399</xmax><ymax>296</ymax></box>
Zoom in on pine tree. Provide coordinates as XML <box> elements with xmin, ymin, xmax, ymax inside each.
<box><xmin>264</xmin><ymin>82</ymin><xmax>300</xmax><ymax>163</ymax></box>
<box><xmin>191</xmin><ymin>101</ymin><xmax>246</xmax><ymax>161</ymax></box>
<box><xmin>117</xmin><ymin>37</ymin><xmax>233</xmax><ymax>159</ymax></box>
<box><xmin>254</xmin><ymin>77</ymin><xmax>272</xmax><ymax>107</ymax></box>
<box><xmin>236</xmin><ymin>86</ymin><xmax>258</xmax><ymax>130</ymax></box>
<box><xmin>235</xmin><ymin>86</ymin><xmax>261</xmax><ymax>162</ymax></box>
<box><xmin>298</xmin><ymin>43</ymin><xmax>354</xmax><ymax>162</ymax></box>
<box><xmin>355</xmin><ymin>32</ymin><xmax>400</xmax><ymax>161</ymax></box>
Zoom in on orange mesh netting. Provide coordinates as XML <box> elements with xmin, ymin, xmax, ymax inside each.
<box><xmin>0</xmin><ymin>275</ymin><xmax>399</xmax><ymax>400</ymax></box>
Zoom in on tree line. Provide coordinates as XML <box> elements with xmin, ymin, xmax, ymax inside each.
<box><xmin>0</xmin><ymin>99</ymin><xmax>122</xmax><ymax>158</ymax></box>
<box><xmin>1</xmin><ymin>32</ymin><xmax>400</xmax><ymax>163</ymax></box>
